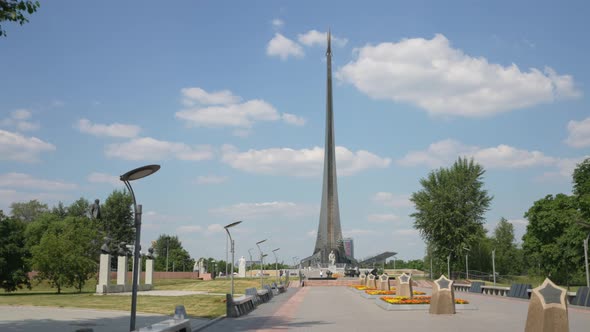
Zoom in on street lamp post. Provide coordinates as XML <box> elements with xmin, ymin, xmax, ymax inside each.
<box><xmin>211</xmin><ymin>260</ymin><xmax>216</xmax><ymax>279</ymax></box>
<box><xmin>492</xmin><ymin>249</ymin><xmax>497</xmax><ymax>285</ymax></box>
<box><xmin>576</xmin><ymin>221</ymin><xmax>590</xmax><ymax>288</ymax></box>
<box><xmin>224</xmin><ymin>221</ymin><xmax>242</xmax><ymax>299</ymax></box>
<box><xmin>256</xmin><ymin>239</ymin><xmax>267</xmax><ymax>289</ymax></box>
<box><xmin>463</xmin><ymin>247</ymin><xmax>470</xmax><ymax>280</ymax></box>
<box><xmin>165</xmin><ymin>238</ymin><xmax>169</xmax><ymax>272</ymax></box>
<box><xmin>447</xmin><ymin>253</ymin><xmax>451</xmax><ymax>278</ymax></box>
<box><xmin>248</xmin><ymin>248</ymin><xmax>254</xmax><ymax>278</ymax></box>
<box><xmin>272</xmin><ymin>248</ymin><xmax>280</xmax><ymax>284</ymax></box>
<box><xmin>120</xmin><ymin>164</ymin><xmax>160</xmax><ymax>332</ymax></box>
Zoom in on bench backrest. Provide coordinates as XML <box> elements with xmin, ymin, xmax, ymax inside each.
<box><xmin>245</xmin><ymin>287</ymin><xmax>258</xmax><ymax>297</ymax></box>
<box><xmin>469</xmin><ymin>281</ymin><xmax>485</xmax><ymax>293</ymax></box>
<box><xmin>572</xmin><ymin>286</ymin><xmax>590</xmax><ymax>307</ymax></box>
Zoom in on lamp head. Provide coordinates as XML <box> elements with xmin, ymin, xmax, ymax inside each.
<box><xmin>256</xmin><ymin>239</ymin><xmax>267</xmax><ymax>245</ymax></box>
<box><xmin>120</xmin><ymin>164</ymin><xmax>160</xmax><ymax>182</ymax></box>
<box><xmin>224</xmin><ymin>220</ymin><xmax>243</xmax><ymax>229</ymax></box>
<box><xmin>272</xmin><ymin>248</ymin><xmax>280</xmax><ymax>252</ymax></box>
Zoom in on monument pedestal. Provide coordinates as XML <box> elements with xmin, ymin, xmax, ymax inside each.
<box><xmin>366</xmin><ymin>274</ymin><xmax>377</xmax><ymax>289</ymax></box>
<box><xmin>145</xmin><ymin>259</ymin><xmax>154</xmax><ymax>285</ymax></box>
<box><xmin>117</xmin><ymin>255</ymin><xmax>128</xmax><ymax>286</ymax></box>
<box><xmin>378</xmin><ymin>274</ymin><xmax>390</xmax><ymax>291</ymax></box>
<box><xmin>429</xmin><ymin>275</ymin><xmax>455</xmax><ymax>315</ymax></box>
<box><xmin>525</xmin><ymin>278</ymin><xmax>568</xmax><ymax>332</ymax></box>
<box><xmin>359</xmin><ymin>274</ymin><xmax>366</xmax><ymax>286</ymax></box>
<box><xmin>398</xmin><ymin>273</ymin><xmax>413</xmax><ymax>297</ymax></box>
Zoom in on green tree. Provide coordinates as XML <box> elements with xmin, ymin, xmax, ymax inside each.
<box><xmin>491</xmin><ymin>218</ymin><xmax>520</xmax><ymax>275</ymax></box>
<box><xmin>10</xmin><ymin>199</ymin><xmax>48</xmax><ymax>223</ymax></box>
<box><xmin>101</xmin><ymin>190</ymin><xmax>133</xmax><ymax>246</ymax></box>
<box><xmin>30</xmin><ymin>216</ymin><xmax>101</xmax><ymax>293</ymax></box>
<box><xmin>152</xmin><ymin>234</ymin><xmax>194</xmax><ymax>272</ymax></box>
<box><xmin>0</xmin><ymin>211</ymin><xmax>31</xmax><ymax>292</ymax></box>
<box><xmin>23</xmin><ymin>212</ymin><xmax>60</xmax><ymax>250</ymax></box>
<box><xmin>411</xmin><ymin>157</ymin><xmax>493</xmax><ymax>272</ymax></box>
<box><xmin>522</xmin><ymin>194</ymin><xmax>585</xmax><ymax>285</ymax></box>
<box><xmin>0</xmin><ymin>0</ymin><xmax>40</xmax><ymax>37</ymax></box>
<box><xmin>51</xmin><ymin>202</ymin><xmax>68</xmax><ymax>218</ymax></box>
<box><xmin>67</xmin><ymin>198</ymin><xmax>90</xmax><ymax>218</ymax></box>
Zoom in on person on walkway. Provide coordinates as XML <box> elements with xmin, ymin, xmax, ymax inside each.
<box><xmin>320</xmin><ymin>270</ymin><xmax>323</xmax><ymax>278</ymax></box>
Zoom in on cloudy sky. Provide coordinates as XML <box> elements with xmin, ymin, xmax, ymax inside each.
<box><xmin>1</xmin><ymin>1</ymin><xmax>588</xmax><ymax>264</ymax></box>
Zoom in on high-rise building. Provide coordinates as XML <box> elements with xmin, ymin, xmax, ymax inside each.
<box><xmin>343</xmin><ymin>238</ymin><xmax>354</xmax><ymax>259</ymax></box>
<box><xmin>312</xmin><ymin>31</ymin><xmax>348</xmax><ymax>264</ymax></box>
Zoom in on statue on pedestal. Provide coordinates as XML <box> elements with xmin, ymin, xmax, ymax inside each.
<box><xmin>329</xmin><ymin>250</ymin><xmax>336</xmax><ymax>266</ymax></box>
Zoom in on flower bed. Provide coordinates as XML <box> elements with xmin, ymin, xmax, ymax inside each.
<box><xmin>380</xmin><ymin>296</ymin><xmax>469</xmax><ymax>305</ymax></box>
<box><xmin>351</xmin><ymin>285</ymin><xmax>376</xmax><ymax>291</ymax></box>
<box><xmin>365</xmin><ymin>290</ymin><xmax>396</xmax><ymax>295</ymax></box>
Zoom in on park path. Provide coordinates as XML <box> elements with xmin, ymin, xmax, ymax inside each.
<box><xmin>204</xmin><ymin>286</ymin><xmax>590</xmax><ymax>332</ymax></box>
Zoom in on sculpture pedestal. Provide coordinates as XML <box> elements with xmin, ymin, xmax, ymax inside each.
<box><xmin>96</xmin><ymin>254</ymin><xmax>111</xmax><ymax>294</ymax></box>
<box><xmin>145</xmin><ymin>259</ymin><xmax>154</xmax><ymax>285</ymax></box>
<box><xmin>117</xmin><ymin>255</ymin><xmax>128</xmax><ymax>285</ymax></box>
<box><xmin>398</xmin><ymin>273</ymin><xmax>413</xmax><ymax>297</ymax></box>
<box><xmin>366</xmin><ymin>275</ymin><xmax>377</xmax><ymax>289</ymax></box>
<box><xmin>378</xmin><ymin>274</ymin><xmax>390</xmax><ymax>291</ymax></box>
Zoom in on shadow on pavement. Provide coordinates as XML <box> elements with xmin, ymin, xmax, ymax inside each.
<box><xmin>203</xmin><ymin>315</ymin><xmax>331</xmax><ymax>331</ymax></box>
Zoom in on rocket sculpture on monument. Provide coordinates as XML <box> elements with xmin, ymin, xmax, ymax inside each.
<box><xmin>312</xmin><ymin>31</ymin><xmax>349</xmax><ymax>265</ymax></box>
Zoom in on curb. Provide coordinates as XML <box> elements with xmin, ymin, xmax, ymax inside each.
<box><xmin>192</xmin><ymin>315</ymin><xmax>226</xmax><ymax>332</ymax></box>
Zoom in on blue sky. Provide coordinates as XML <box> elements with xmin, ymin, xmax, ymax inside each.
<box><xmin>1</xmin><ymin>1</ymin><xmax>589</xmax><ymax>265</ymax></box>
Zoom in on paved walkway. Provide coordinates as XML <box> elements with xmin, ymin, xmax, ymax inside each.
<box><xmin>0</xmin><ymin>306</ymin><xmax>209</xmax><ymax>332</ymax></box>
<box><xmin>204</xmin><ymin>286</ymin><xmax>590</xmax><ymax>331</ymax></box>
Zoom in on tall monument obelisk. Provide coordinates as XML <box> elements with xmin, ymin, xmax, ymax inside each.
<box><xmin>312</xmin><ymin>31</ymin><xmax>346</xmax><ymax>264</ymax></box>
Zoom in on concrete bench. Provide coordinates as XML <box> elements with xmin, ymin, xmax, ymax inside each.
<box><xmin>264</xmin><ymin>284</ymin><xmax>275</xmax><ymax>298</ymax></box>
<box><xmin>272</xmin><ymin>282</ymin><xmax>286</xmax><ymax>294</ymax></box>
<box><xmin>134</xmin><ymin>318</ymin><xmax>191</xmax><ymax>332</ymax></box>
<box><xmin>469</xmin><ymin>281</ymin><xmax>485</xmax><ymax>293</ymax></box>
<box><xmin>245</xmin><ymin>287</ymin><xmax>271</xmax><ymax>305</ymax></box>
<box><xmin>453</xmin><ymin>283</ymin><xmax>471</xmax><ymax>292</ymax></box>
<box><xmin>226</xmin><ymin>294</ymin><xmax>256</xmax><ymax>317</ymax></box>
<box><xmin>481</xmin><ymin>285</ymin><xmax>510</xmax><ymax>296</ymax></box>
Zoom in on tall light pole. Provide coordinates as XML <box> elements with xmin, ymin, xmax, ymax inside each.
<box><xmin>248</xmin><ymin>248</ymin><xmax>254</xmax><ymax>278</ymax></box>
<box><xmin>120</xmin><ymin>164</ymin><xmax>160</xmax><ymax>332</ymax></box>
<box><xmin>463</xmin><ymin>247</ymin><xmax>470</xmax><ymax>280</ymax></box>
<box><xmin>393</xmin><ymin>254</ymin><xmax>397</xmax><ymax>271</ymax></box>
<box><xmin>272</xmin><ymin>248</ymin><xmax>280</xmax><ymax>284</ymax></box>
<box><xmin>225</xmin><ymin>235</ymin><xmax>229</xmax><ymax>278</ymax></box>
<box><xmin>211</xmin><ymin>259</ymin><xmax>216</xmax><ymax>279</ymax></box>
<box><xmin>492</xmin><ymin>248</ymin><xmax>497</xmax><ymax>285</ymax></box>
<box><xmin>256</xmin><ymin>239</ymin><xmax>267</xmax><ymax>289</ymax></box>
<box><xmin>165</xmin><ymin>237</ymin><xmax>169</xmax><ymax>272</ymax></box>
<box><xmin>447</xmin><ymin>253</ymin><xmax>451</xmax><ymax>278</ymax></box>
<box><xmin>224</xmin><ymin>221</ymin><xmax>242</xmax><ymax>299</ymax></box>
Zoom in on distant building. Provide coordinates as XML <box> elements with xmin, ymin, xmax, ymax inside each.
<box><xmin>343</xmin><ymin>238</ymin><xmax>354</xmax><ymax>259</ymax></box>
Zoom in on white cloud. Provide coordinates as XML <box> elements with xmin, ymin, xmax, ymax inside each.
<box><xmin>0</xmin><ymin>129</ymin><xmax>55</xmax><ymax>162</ymax></box>
<box><xmin>196</xmin><ymin>175</ymin><xmax>229</xmax><ymax>185</ymax></box>
<box><xmin>75</xmin><ymin>119</ymin><xmax>141</xmax><ymax>138</ymax></box>
<box><xmin>105</xmin><ymin>137</ymin><xmax>214</xmax><ymax>161</ymax></box>
<box><xmin>177</xmin><ymin>100</ymin><xmax>280</xmax><ymax>128</ymax></box>
<box><xmin>232</xmin><ymin>129</ymin><xmax>252</xmax><ymax>137</ymax></box>
<box><xmin>206</xmin><ymin>223</ymin><xmax>225</xmax><ymax>233</ymax></box>
<box><xmin>565</xmin><ymin>117</ymin><xmax>590</xmax><ymax>148</ymax></box>
<box><xmin>297</xmin><ymin>30</ymin><xmax>348</xmax><ymax>47</ymax></box>
<box><xmin>0</xmin><ymin>189</ymin><xmax>70</xmax><ymax>211</ymax></box>
<box><xmin>210</xmin><ymin>201</ymin><xmax>317</xmax><ymax>220</ymax></box>
<box><xmin>507</xmin><ymin>219</ymin><xmax>528</xmax><ymax>226</ymax></box>
<box><xmin>282</xmin><ymin>113</ymin><xmax>306</xmax><ymax>126</ymax></box>
<box><xmin>537</xmin><ymin>155</ymin><xmax>590</xmax><ymax>181</ymax></box>
<box><xmin>0</xmin><ymin>173</ymin><xmax>77</xmax><ymax>191</ymax></box>
<box><xmin>343</xmin><ymin>229</ymin><xmax>376</xmax><ymax>237</ymax></box>
<box><xmin>372</xmin><ymin>192</ymin><xmax>412</xmax><ymax>208</ymax></box>
<box><xmin>177</xmin><ymin>87</ymin><xmax>305</xmax><ymax>130</ymax></box>
<box><xmin>176</xmin><ymin>225</ymin><xmax>203</xmax><ymax>233</ymax></box>
<box><xmin>267</xmin><ymin>33</ymin><xmax>304</xmax><ymax>60</ymax></box>
<box><xmin>87</xmin><ymin>172</ymin><xmax>121</xmax><ymax>186</ymax></box>
<box><xmin>180</xmin><ymin>87</ymin><xmax>241</xmax><ymax>107</ymax></box>
<box><xmin>1</xmin><ymin>109</ymin><xmax>39</xmax><ymax>132</ymax></box>
<box><xmin>393</xmin><ymin>229</ymin><xmax>419</xmax><ymax>236</ymax></box>
<box><xmin>398</xmin><ymin>139</ymin><xmax>554</xmax><ymax>169</ymax></box>
<box><xmin>337</xmin><ymin>34</ymin><xmax>580</xmax><ymax>117</ymax></box>
<box><xmin>11</xmin><ymin>109</ymin><xmax>32</xmax><ymax>120</ymax></box>
<box><xmin>271</xmin><ymin>18</ymin><xmax>284</xmax><ymax>29</ymax></box>
<box><xmin>367</xmin><ymin>213</ymin><xmax>400</xmax><ymax>223</ymax></box>
<box><xmin>221</xmin><ymin>144</ymin><xmax>390</xmax><ymax>177</ymax></box>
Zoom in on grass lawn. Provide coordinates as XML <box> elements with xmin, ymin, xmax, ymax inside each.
<box><xmin>0</xmin><ymin>276</ymin><xmax>290</xmax><ymax>318</ymax></box>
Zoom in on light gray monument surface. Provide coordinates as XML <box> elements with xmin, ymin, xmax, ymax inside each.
<box><xmin>312</xmin><ymin>31</ymin><xmax>348</xmax><ymax>265</ymax></box>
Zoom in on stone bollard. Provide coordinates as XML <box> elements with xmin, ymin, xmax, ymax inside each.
<box><xmin>359</xmin><ymin>273</ymin><xmax>366</xmax><ymax>286</ymax></box>
<box><xmin>378</xmin><ymin>274</ymin><xmax>390</xmax><ymax>291</ymax></box>
<box><xmin>397</xmin><ymin>272</ymin><xmax>413</xmax><ymax>297</ymax></box>
<box><xmin>525</xmin><ymin>278</ymin><xmax>568</xmax><ymax>332</ymax></box>
<box><xmin>366</xmin><ymin>274</ymin><xmax>377</xmax><ymax>289</ymax></box>
<box><xmin>429</xmin><ymin>275</ymin><xmax>455</xmax><ymax>315</ymax></box>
